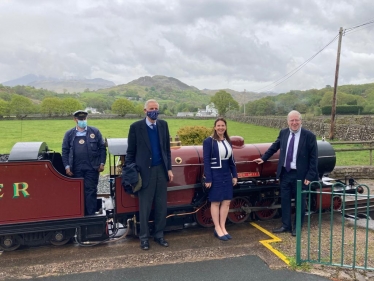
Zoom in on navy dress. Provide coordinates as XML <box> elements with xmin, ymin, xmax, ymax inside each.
<box><xmin>202</xmin><ymin>137</ymin><xmax>238</xmax><ymax>202</ymax></box>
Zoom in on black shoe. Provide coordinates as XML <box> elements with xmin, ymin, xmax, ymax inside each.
<box><xmin>272</xmin><ymin>226</ymin><xmax>291</xmax><ymax>233</ymax></box>
<box><xmin>214</xmin><ymin>230</ymin><xmax>228</xmax><ymax>241</ymax></box>
<box><xmin>140</xmin><ymin>240</ymin><xmax>149</xmax><ymax>250</ymax></box>
<box><xmin>154</xmin><ymin>237</ymin><xmax>169</xmax><ymax>247</ymax></box>
<box><xmin>291</xmin><ymin>229</ymin><xmax>297</xmax><ymax>236</ymax></box>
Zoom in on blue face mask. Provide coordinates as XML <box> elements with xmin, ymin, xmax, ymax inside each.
<box><xmin>146</xmin><ymin>110</ymin><xmax>159</xmax><ymax>121</ymax></box>
<box><xmin>77</xmin><ymin>120</ymin><xmax>87</xmax><ymax>128</ymax></box>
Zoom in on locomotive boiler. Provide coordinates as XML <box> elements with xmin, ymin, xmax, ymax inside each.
<box><xmin>0</xmin><ymin>137</ymin><xmax>360</xmax><ymax>251</ymax></box>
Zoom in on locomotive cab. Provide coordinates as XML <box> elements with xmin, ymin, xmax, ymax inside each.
<box><xmin>0</xmin><ymin>142</ymin><xmax>110</xmax><ymax>251</ymax></box>
<box><xmin>7</xmin><ymin>142</ymin><xmax>66</xmax><ymax>175</ymax></box>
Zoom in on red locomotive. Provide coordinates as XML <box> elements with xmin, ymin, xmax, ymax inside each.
<box><xmin>0</xmin><ymin>136</ymin><xmax>361</xmax><ymax>251</ymax></box>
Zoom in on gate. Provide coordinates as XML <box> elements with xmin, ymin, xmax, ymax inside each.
<box><xmin>295</xmin><ymin>180</ymin><xmax>374</xmax><ymax>270</ymax></box>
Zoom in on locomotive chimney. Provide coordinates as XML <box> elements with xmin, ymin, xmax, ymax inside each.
<box><xmin>170</xmin><ymin>135</ymin><xmax>181</xmax><ymax>147</ymax></box>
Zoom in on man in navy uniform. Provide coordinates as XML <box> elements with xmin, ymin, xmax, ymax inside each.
<box><xmin>62</xmin><ymin>110</ymin><xmax>107</xmax><ymax>215</ymax></box>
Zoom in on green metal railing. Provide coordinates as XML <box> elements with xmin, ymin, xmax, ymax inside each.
<box><xmin>295</xmin><ymin>180</ymin><xmax>374</xmax><ymax>270</ymax></box>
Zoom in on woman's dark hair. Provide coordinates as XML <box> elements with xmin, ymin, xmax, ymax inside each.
<box><xmin>212</xmin><ymin>117</ymin><xmax>231</xmax><ymax>144</ymax></box>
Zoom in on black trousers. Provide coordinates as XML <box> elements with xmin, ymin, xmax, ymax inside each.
<box><xmin>279</xmin><ymin>168</ymin><xmax>306</xmax><ymax>230</ymax></box>
<box><xmin>138</xmin><ymin>164</ymin><xmax>168</xmax><ymax>241</ymax></box>
<box><xmin>74</xmin><ymin>168</ymin><xmax>99</xmax><ymax>216</ymax></box>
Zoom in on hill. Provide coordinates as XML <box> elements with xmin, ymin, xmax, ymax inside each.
<box><xmin>201</xmin><ymin>88</ymin><xmax>278</xmax><ymax>104</ymax></box>
<box><xmin>2</xmin><ymin>74</ymin><xmax>115</xmax><ymax>93</ymax></box>
<box><xmin>127</xmin><ymin>75</ymin><xmax>200</xmax><ymax>92</ymax></box>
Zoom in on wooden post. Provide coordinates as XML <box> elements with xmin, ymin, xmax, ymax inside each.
<box><xmin>329</xmin><ymin>27</ymin><xmax>344</xmax><ymax>140</ymax></box>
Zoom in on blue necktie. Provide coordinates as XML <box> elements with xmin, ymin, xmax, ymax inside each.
<box><xmin>285</xmin><ymin>133</ymin><xmax>295</xmax><ymax>172</ymax></box>
<box><xmin>151</xmin><ymin>124</ymin><xmax>156</xmax><ymax>130</ymax></box>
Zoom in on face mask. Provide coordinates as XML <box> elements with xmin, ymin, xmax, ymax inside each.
<box><xmin>77</xmin><ymin>120</ymin><xmax>87</xmax><ymax>128</ymax></box>
<box><xmin>146</xmin><ymin>110</ymin><xmax>159</xmax><ymax>120</ymax></box>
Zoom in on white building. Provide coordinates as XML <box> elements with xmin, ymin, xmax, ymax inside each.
<box><xmin>85</xmin><ymin>107</ymin><xmax>100</xmax><ymax>114</ymax></box>
<box><xmin>196</xmin><ymin>103</ymin><xmax>218</xmax><ymax>117</ymax></box>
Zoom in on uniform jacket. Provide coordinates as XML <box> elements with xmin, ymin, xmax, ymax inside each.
<box><xmin>261</xmin><ymin>127</ymin><xmax>318</xmax><ymax>182</ymax></box>
<box><xmin>203</xmin><ymin>136</ymin><xmax>238</xmax><ymax>183</ymax></box>
<box><xmin>125</xmin><ymin>118</ymin><xmax>171</xmax><ymax>189</ymax></box>
<box><xmin>62</xmin><ymin>126</ymin><xmax>106</xmax><ymax>170</ymax></box>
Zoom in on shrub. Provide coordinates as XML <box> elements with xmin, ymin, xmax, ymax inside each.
<box><xmin>177</xmin><ymin>126</ymin><xmax>212</xmax><ymax>145</ymax></box>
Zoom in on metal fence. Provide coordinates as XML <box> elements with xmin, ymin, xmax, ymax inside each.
<box><xmin>295</xmin><ymin>180</ymin><xmax>374</xmax><ymax>270</ymax></box>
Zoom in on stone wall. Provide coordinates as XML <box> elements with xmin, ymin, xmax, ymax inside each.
<box><xmin>330</xmin><ymin>166</ymin><xmax>374</xmax><ymax>180</ymax></box>
<box><xmin>230</xmin><ymin>115</ymin><xmax>374</xmax><ymax>141</ymax></box>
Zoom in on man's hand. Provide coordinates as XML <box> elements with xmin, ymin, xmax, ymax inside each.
<box><xmin>66</xmin><ymin>168</ymin><xmax>73</xmax><ymax>177</ymax></box>
<box><xmin>253</xmin><ymin>158</ymin><xmax>264</xmax><ymax>164</ymax></box>
<box><xmin>98</xmin><ymin>164</ymin><xmax>105</xmax><ymax>172</ymax></box>
<box><xmin>168</xmin><ymin>170</ymin><xmax>174</xmax><ymax>182</ymax></box>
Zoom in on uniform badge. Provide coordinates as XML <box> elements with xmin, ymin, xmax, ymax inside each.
<box><xmin>90</xmin><ymin>134</ymin><xmax>95</xmax><ymax>138</ymax></box>
<box><xmin>79</xmin><ymin>139</ymin><xmax>85</xmax><ymax>144</ymax></box>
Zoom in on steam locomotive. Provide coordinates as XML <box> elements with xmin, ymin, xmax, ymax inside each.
<box><xmin>0</xmin><ymin>136</ymin><xmax>361</xmax><ymax>251</ymax></box>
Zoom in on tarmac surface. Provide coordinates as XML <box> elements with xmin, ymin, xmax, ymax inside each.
<box><xmin>0</xmin><ymin>221</ymin><xmax>332</xmax><ymax>281</ymax></box>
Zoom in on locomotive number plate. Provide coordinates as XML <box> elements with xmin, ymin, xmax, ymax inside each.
<box><xmin>237</xmin><ymin>172</ymin><xmax>260</xmax><ymax>178</ymax></box>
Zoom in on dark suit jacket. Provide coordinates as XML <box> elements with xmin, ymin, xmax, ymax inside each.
<box><xmin>125</xmin><ymin>118</ymin><xmax>171</xmax><ymax>189</ymax></box>
<box><xmin>261</xmin><ymin>127</ymin><xmax>318</xmax><ymax>182</ymax></box>
<box><xmin>203</xmin><ymin>137</ymin><xmax>238</xmax><ymax>183</ymax></box>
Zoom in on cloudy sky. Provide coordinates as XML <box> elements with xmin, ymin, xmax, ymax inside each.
<box><xmin>0</xmin><ymin>0</ymin><xmax>373</xmax><ymax>93</ymax></box>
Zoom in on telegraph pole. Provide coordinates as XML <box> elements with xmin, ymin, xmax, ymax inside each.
<box><xmin>329</xmin><ymin>27</ymin><xmax>343</xmax><ymax>140</ymax></box>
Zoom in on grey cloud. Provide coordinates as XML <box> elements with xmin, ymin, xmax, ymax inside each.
<box><xmin>0</xmin><ymin>0</ymin><xmax>373</xmax><ymax>93</ymax></box>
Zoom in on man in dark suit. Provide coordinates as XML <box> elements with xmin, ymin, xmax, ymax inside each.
<box><xmin>254</xmin><ymin>110</ymin><xmax>318</xmax><ymax>236</ymax></box>
<box><xmin>125</xmin><ymin>99</ymin><xmax>173</xmax><ymax>250</ymax></box>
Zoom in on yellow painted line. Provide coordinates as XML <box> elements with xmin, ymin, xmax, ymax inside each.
<box><xmin>250</xmin><ymin>222</ymin><xmax>290</xmax><ymax>265</ymax></box>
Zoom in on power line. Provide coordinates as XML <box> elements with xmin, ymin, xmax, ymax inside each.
<box><xmin>252</xmin><ymin>34</ymin><xmax>339</xmax><ymax>93</ymax></box>
<box><xmin>250</xmin><ymin>19</ymin><xmax>374</xmax><ymax>94</ymax></box>
<box><xmin>344</xmin><ymin>19</ymin><xmax>374</xmax><ymax>33</ymax></box>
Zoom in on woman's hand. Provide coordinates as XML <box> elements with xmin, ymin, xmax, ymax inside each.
<box><xmin>232</xmin><ymin>178</ymin><xmax>238</xmax><ymax>186</ymax></box>
<box><xmin>205</xmin><ymin>182</ymin><xmax>212</xmax><ymax>189</ymax></box>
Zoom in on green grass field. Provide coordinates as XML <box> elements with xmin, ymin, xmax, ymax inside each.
<box><xmin>0</xmin><ymin>118</ymin><xmax>371</xmax><ymax>167</ymax></box>
<box><xmin>0</xmin><ymin>119</ymin><xmax>279</xmax><ymax>154</ymax></box>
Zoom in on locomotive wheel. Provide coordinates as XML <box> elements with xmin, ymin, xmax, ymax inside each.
<box><xmin>332</xmin><ymin>196</ymin><xmax>343</xmax><ymax>211</ymax></box>
<box><xmin>254</xmin><ymin>199</ymin><xmax>278</xmax><ymax>221</ymax></box>
<box><xmin>0</xmin><ymin>235</ymin><xmax>21</xmax><ymax>251</ymax></box>
<box><xmin>194</xmin><ymin>202</ymin><xmax>214</xmax><ymax>227</ymax></box>
<box><xmin>50</xmin><ymin>231</ymin><xmax>71</xmax><ymax>246</ymax></box>
<box><xmin>227</xmin><ymin>197</ymin><xmax>251</xmax><ymax>224</ymax></box>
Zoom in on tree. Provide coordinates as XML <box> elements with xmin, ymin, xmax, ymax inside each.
<box><xmin>210</xmin><ymin>90</ymin><xmax>239</xmax><ymax>116</ymax></box>
<box><xmin>9</xmin><ymin>95</ymin><xmax>35</xmax><ymax>118</ymax></box>
<box><xmin>40</xmin><ymin>97</ymin><xmax>63</xmax><ymax>117</ymax></box>
<box><xmin>111</xmin><ymin>98</ymin><xmax>135</xmax><ymax>116</ymax></box>
<box><xmin>0</xmin><ymin>99</ymin><xmax>9</xmax><ymax>117</ymax></box>
<box><xmin>133</xmin><ymin>104</ymin><xmax>144</xmax><ymax>117</ymax></box>
<box><xmin>84</xmin><ymin>97</ymin><xmax>111</xmax><ymax>112</ymax></box>
<box><xmin>61</xmin><ymin>98</ymin><xmax>83</xmax><ymax>116</ymax></box>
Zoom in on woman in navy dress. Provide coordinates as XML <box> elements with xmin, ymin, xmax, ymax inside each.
<box><xmin>203</xmin><ymin>118</ymin><xmax>238</xmax><ymax>241</ymax></box>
